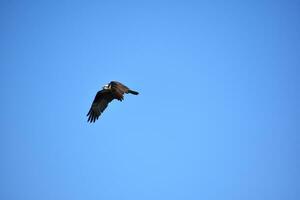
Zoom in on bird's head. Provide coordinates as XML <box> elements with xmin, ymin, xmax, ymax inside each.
<box><xmin>102</xmin><ymin>84</ymin><xmax>110</xmax><ymax>90</ymax></box>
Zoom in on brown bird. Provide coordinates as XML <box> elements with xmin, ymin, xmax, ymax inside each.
<box><xmin>87</xmin><ymin>81</ymin><xmax>139</xmax><ymax>123</ymax></box>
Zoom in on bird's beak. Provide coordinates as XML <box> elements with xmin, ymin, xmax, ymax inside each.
<box><xmin>103</xmin><ymin>84</ymin><xmax>109</xmax><ymax>89</ymax></box>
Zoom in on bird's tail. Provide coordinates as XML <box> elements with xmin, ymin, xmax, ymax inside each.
<box><xmin>128</xmin><ymin>89</ymin><xmax>139</xmax><ymax>95</ymax></box>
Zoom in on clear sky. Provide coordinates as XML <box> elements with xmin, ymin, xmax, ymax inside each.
<box><xmin>1</xmin><ymin>0</ymin><xmax>299</xmax><ymax>199</ymax></box>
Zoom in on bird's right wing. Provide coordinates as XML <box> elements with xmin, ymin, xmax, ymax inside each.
<box><xmin>87</xmin><ymin>90</ymin><xmax>114</xmax><ymax>123</ymax></box>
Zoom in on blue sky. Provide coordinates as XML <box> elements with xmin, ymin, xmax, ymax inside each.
<box><xmin>1</xmin><ymin>0</ymin><xmax>299</xmax><ymax>199</ymax></box>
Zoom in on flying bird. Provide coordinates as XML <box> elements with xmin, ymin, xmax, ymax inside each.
<box><xmin>87</xmin><ymin>81</ymin><xmax>139</xmax><ymax>123</ymax></box>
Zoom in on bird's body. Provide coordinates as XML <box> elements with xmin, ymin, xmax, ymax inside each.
<box><xmin>87</xmin><ymin>81</ymin><xmax>139</xmax><ymax>123</ymax></box>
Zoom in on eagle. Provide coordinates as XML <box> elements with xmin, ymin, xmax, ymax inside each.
<box><xmin>87</xmin><ymin>81</ymin><xmax>139</xmax><ymax>123</ymax></box>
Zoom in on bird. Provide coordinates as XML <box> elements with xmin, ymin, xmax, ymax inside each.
<box><xmin>87</xmin><ymin>81</ymin><xmax>139</xmax><ymax>123</ymax></box>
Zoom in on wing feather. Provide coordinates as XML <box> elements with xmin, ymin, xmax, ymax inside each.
<box><xmin>109</xmin><ymin>81</ymin><xmax>130</xmax><ymax>101</ymax></box>
<box><xmin>87</xmin><ymin>90</ymin><xmax>114</xmax><ymax>123</ymax></box>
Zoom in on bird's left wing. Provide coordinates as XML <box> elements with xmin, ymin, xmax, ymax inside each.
<box><xmin>87</xmin><ymin>90</ymin><xmax>114</xmax><ymax>123</ymax></box>
<box><xmin>109</xmin><ymin>81</ymin><xmax>130</xmax><ymax>100</ymax></box>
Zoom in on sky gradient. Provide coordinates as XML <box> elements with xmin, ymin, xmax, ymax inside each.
<box><xmin>1</xmin><ymin>0</ymin><xmax>299</xmax><ymax>200</ymax></box>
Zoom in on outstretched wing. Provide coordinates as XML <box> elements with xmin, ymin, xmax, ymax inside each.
<box><xmin>87</xmin><ymin>90</ymin><xmax>114</xmax><ymax>123</ymax></box>
<box><xmin>109</xmin><ymin>81</ymin><xmax>130</xmax><ymax>101</ymax></box>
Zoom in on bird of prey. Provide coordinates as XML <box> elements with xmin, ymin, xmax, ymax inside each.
<box><xmin>87</xmin><ymin>81</ymin><xmax>139</xmax><ymax>123</ymax></box>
